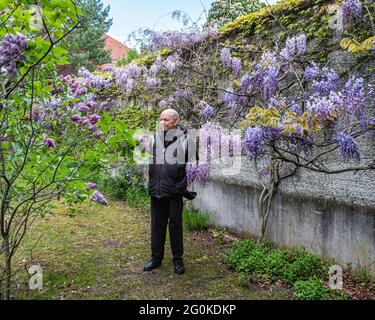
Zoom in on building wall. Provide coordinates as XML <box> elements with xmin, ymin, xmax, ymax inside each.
<box><xmin>103</xmin><ymin>34</ymin><xmax>130</xmax><ymax>64</ymax></box>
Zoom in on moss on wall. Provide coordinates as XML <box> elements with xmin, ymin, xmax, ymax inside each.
<box><xmin>132</xmin><ymin>0</ymin><xmax>373</xmax><ymax>67</ymax></box>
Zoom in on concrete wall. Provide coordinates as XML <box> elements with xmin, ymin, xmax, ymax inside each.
<box><xmin>190</xmin><ymin>154</ymin><xmax>375</xmax><ymax>275</ymax></box>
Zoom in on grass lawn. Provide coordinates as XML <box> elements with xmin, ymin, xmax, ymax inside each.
<box><xmin>11</xmin><ymin>199</ymin><xmax>291</xmax><ymax>300</ymax></box>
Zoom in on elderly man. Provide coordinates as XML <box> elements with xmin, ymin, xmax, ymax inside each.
<box><xmin>143</xmin><ymin>109</ymin><xmax>196</xmax><ymax>275</ymax></box>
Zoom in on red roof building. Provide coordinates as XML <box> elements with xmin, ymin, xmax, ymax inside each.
<box><xmin>103</xmin><ymin>34</ymin><xmax>130</xmax><ymax>64</ymax></box>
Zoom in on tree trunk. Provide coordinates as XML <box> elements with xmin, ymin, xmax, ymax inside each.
<box><xmin>258</xmin><ymin>187</ymin><xmax>269</xmax><ymax>242</ymax></box>
<box><xmin>258</xmin><ymin>182</ymin><xmax>277</xmax><ymax>242</ymax></box>
<box><xmin>3</xmin><ymin>235</ymin><xmax>11</xmax><ymax>300</ymax></box>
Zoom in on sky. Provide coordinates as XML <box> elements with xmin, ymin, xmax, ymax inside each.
<box><xmin>101</xmin><ymin>0</ymin><xmax>279</xmax><ymax>48</ymax></box>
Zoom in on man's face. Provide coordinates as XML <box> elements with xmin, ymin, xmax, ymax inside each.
<box><xmin>160</xmin><ymin>112</ymin><xmax>177</xmax><ymax>132</ymax></box>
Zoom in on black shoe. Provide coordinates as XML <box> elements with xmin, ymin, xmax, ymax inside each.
<box><xmin>143</xmin><ymin>259</ymin><xmax>161</xmax><ymax>271</ymax></box>
<box><xmin>173</xmin><ymin>261</ymin><xmax>185</xmax><ymax>275</ymax></box>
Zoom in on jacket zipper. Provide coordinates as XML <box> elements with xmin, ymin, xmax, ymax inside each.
<box><xmin>156</xmin><ymin>147</ymin><xmax>165</xmax><ymax>198</ymax></box>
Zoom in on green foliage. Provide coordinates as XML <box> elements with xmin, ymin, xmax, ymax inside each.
<box><xmin>224</xmin><ymin>239</ymin><xmax>329</xmax><ymax>292</ymax></box>
<box><xmin>97</xmin><ymin>161</ymin><xmax>149</xmax><ymax>208</ymax></box>
<box><xmin>294</xmin><ymin>278</ymin><xmax>349</xmax><ymax>300</ymax></box>
<box><xmin>115</xmin><ymin>105</ymin><xmax>160</xmax><ymax>130</ymax></box>
<box><xmin>117</xmin><ymin>49</ymin><xmax>140</xmax><ymax>67</ymax></box>
<box><xmin>183</xmin><ymin>208</ymin><xmax>210</xmax><ymax>231</ymax></box>
<box><xmin>63</xmin><ymin>0</ymin><xmax>113</xmax><ymax>72</ymax></box>
<box><xmin>293</xmin><ymin>277</ymin><xmax>329</xmax><ymax>300</ymax></box>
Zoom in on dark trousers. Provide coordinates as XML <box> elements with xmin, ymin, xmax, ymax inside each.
<box><xmin>151</xmin><ymin>196</ymin><xmax>183</xmax><ymax>263</ymax></box>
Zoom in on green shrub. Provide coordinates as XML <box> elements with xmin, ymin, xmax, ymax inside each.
<box><xmin>284</xmin><ymin>247</ymin><xmax>328</xmax><ymax>284</ymax></box>
<box><xmin>264</xmin><ymin>249</ymin><xmax>289</xmax><ymax>282</ymax></box>
<box><xmin>293</xmin><ymin>277</ymin><xmax>329</xmax><ymax>300</ymax></box>
<box><xmin>183</xmin><ymin>208</ymin><xmax>210</xmax><ymax>231</ymax></box>
<box><xmin>293</xmin><ymin>278</ymin><xmax>349</xmax><ymax>300</ymax></box>
<box><xmin>223</xmin><ymin>239</ymin><xmax>257</xmax><ymax>269</ymax></box>
<box><xmin>98</xmin><ymin>161</ymin><xmax>149</xmax><ymax>208</ymax></box>
<box><xmin>224</xmin><ymin>239</ymin><xmax>334</xmax><ymax>297</ymax></box>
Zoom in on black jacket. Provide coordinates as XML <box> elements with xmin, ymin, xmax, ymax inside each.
<box><xmin>148</xmin><ymin>125</ymin><xmax>196</xmax><ymax>200</ymax></box>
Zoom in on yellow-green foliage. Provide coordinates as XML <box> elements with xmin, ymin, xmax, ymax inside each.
<box><xmin>132</xmin><ymin>47</ymin><xmax>172</xmax><ymax>67</ymax></box>
<box><xmin>241</xmin><ymin>104</ymin><xmax>322</xmax><ymax>137</ymax></box>
<box><xmin>340</xmin><ymin>36</ymin><xmax>375</xmax><ymax>53</ymax></box>
<box><xmin>219</xmin><ymin>0</ymin><xmax>332</xmax><ymax>37</ymax></box>
<box><xmin>115</xmin><ymin>105</ymin><xmax>159</xmax><ymax>130</ymax></box>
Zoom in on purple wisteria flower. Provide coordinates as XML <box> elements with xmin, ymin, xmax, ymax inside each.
<box><xmin>223</xmin><ymin>91</ymin><xmax>237</xmax><ymax>105</ymax></box>
<box><xmin>89</xmin><ymin>114</ymin><xmax>101</xmax><ymax>124</ymax></box>
<box><xmin>202</xmin><ymin>26</ymin><xmax>219</xmax><ymax>40</ymax></box>
<box><xmin>242</xmin><ymin>127</ymin><xmax>264</xmax><ymax>159</ymax></box>
<box><xmin>199</xmin><ymin>102</ymin><xmax>215</xmax><ymax>121</ymax></box>
<box><xmin>165</xmin><ymin>59</ymin><xmax>176</xmax><ymax>75</ymax></box>
<box><xmin>220</xmin><ymin>48</ymin><xmax>232</xmax><ymax>68</ymax></box>
<box><xmin>127</xmin><ymin>63</ymin><xmax>142</xmax><ymax>77</ymax></box>
<box><xmin>287</xmin><ymin>133</ymin><xmax>314</xmax><ymax>155</ymax></box>
<box><xmin>114</xmin><ymin>63</ymin><xmax>143</xmax><ymax>88</ymax></box>
<box><xmin>174</xmin><ymin>89</ymin><xmax>190</xmax><ymax>101</ymax></box>
<box><xmin>335</xmin><ymin>132</ymin><xmax>360</xmax><ymax>161</ymax></box>
<box><xmin>343</xmin><ymin>76</ymin><xmax>365</xmax><ymax>115</ymax></box>
<box><xmin>149</xmin><ymin>62</ymin><xmax>160</xmax><ymax>75</ymax></box>
<box><xmin>144</xmin><ymin>77</ymin><xmax>160</xmax><ymax>87</ymax></box>
<box><xmin>304</xmin><ymin>63</ymin><xmax>320</xmax><ymax>82</ymax></box>
<box><xmin>312</xmin><ymin>68</ymin><xmax>339</xmax><ymax>96</ymax></box>
<box><xmin>306</xmin><ymin>92</ymin><xmax>343</xmax><ymax>121</ymax></box>
<box><xmin>125</xmin><ymin>79</ymin><xmax>134</xmax><ymax>94</ymax></box>
<box><xmin>280</xmin><ymin>34</ymin><xmax>307</xmax><ymax>61</ymax></box>
<box><xmin>251</xmin><ymin>64</ymin><xmax>263</xmax><ymax>90</ymax></box>
<box><xmin>221</xmin><ymin>133</ymin><xmax>241</xmax><ymax>157</ymax></box>
<box><xmin>77</xmin><ymin>103</ymin><xmax>90</xmax><ymax>113</ymax></box>
<box><xmin>262</xmin><ymin>68</ymin><xmax>278</xmax><ymax>102</ymax></box>
<box><xmin>44</xmin><ymin>137</ymin><xmax>56</xmax><ymax>148</ymax></box>
<box><xmin>240</xmin><ymin>73</ymin><xmax>251</xmax><ymax>91</ymax></box>
<box><xmin>262</xmin><ymin>126</ymin><xmax>283</xmax><ymax>141</ymax></box>
<box><xmin>86</xmin><ymin>182</ymin><xmax>97</xmax><ymax>189</ymax></box>
<box><xmin>91</xmin><ymin>191</ymin><xmax>108</xmax><ymax>205</ymax></box>
<box><xmin>199</xmin><ymin>122</ymin><xmax>222</xmax><ymax>162</ymax></box>
<box><xmin>163</xmin><ymin>53</ymin><xmax>180</xmax><ymax>75</ymax></box>
<box><xmin>289</xmin><ymin>103</ymin><xmax>303</xmax><ymax>116</ymax></box>
<box><xmin>71</xmin><ymin>114</ymin><xmax>82</xmax><ymax>123</ymax></box>
<box><xmin>77</xmin><ymin>68</ymin><xmax>110</xmax><ymax>89</ymax></box>
<box><xmin>80</xmin><ymin>117</ymin><xmax>89</xmax><ymax>126</ymax></box>
<box><xmin>186</xmin><ymin>163</ymin><xmax>210</xmax><ymax>187</ymax></box>
<box><xmin>32</xmin><ymin>107</ymin><xmax>45</xmax><ymax>122</ymax></box>
<box><xmin>260</xmin><ymin>52</ymin><xmax>277</xmax><ymax>68</ymax></box>
<box><xmin>0</xmin><ymin>32</ymin><xmax>29</xmax><ymax>77</ymax></box>
<box><xmin>89</xmin><ymin>124</ymin><xmax>97</xmax><ymax>132</ymax></box>
<box><xmin>231</xmin><ymin>57</ymin><xmax>242</xmax><ymax>77</ymax></box>
<box><xmin>95</xmin><ymin>131</ymin><xmax>104</xmax><ymax>139</ymax></box>
<box><xmin>343</xmin><ymin>0</ymin><xmax>363</xmax><ymax>25</ymax></box>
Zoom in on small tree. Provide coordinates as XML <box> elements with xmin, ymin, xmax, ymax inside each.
<box><xmin>207</xmin><ymin>0</ymin><xmax>266</xmax><ymax>26</ymax></box>
<box><xmin>0</xmin><ymin>0</ymin><xmax>134</xmax><ymax>299</ymax></box>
